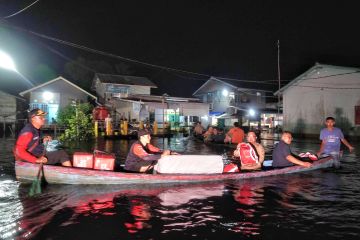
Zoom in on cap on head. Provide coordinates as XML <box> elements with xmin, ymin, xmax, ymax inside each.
<box><xmin>137</xmin><ymin>129</ymin><xmax>150</xmax><ymax>139</ymax></box>
<box><xmin>29</xmin><ymin>108</ymin><xmax>47</xmax><ymax>118</ymax></box>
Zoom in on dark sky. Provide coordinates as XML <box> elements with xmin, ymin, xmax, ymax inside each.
<box><xmin>0</xmin><ymin>0</ymin><xmax>359</xmax><ymax>97</ymax></box>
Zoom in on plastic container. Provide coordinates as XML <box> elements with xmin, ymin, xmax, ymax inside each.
<box><xmin>73</xmin><ymin>152</ymin><xmax>94</xmax><ymax>169</ymax></box>
<box><xmin>93</xmin><ymin>152</ymin><xmax>115</xmax><ymax>171</ymax></box>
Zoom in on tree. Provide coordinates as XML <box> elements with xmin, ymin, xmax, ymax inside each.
<box><xmin>57</xmin><ymin>102</ymin><xmax>94</xmax><ymax>141</ymax></box>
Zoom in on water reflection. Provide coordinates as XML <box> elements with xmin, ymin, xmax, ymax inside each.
<box><xmin>124</xmin><ymin>199</ymin><xmax>152</xmax><ymax>233</ymax></box>
<box><xmin>10</xmin><ymin>183</ymin><xmax>227</xmax><ymax>238</ymax></box>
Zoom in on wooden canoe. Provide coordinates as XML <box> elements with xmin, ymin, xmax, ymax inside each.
<box><xmin>15</xmin><ymin>156</ymin><xmax>334</xmax><ymax>185</ymax></box>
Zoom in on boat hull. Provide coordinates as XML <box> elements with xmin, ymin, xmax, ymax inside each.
<box><xmin>15</xmin><ymin>157</ymin><xmax>334</xmax><ymax>185</ymax></box>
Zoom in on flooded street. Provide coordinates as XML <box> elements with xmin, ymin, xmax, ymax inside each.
<box><xmin>1</xmin><ymin>134</ymin><xmax>360</xmax><ymax>240</ymax></box>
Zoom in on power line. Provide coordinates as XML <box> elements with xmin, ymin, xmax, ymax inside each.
<box><xmin>1</xmin><ymin>21</ymin><xmax>283</xmax><ymax>85</ymax></box>
<box><xmin>2</xmin><ymin>0</ymin><xmax>41</xmax><ymax>19</ymax></box>
<box><xmin>3</xmin><ymin>21</ymin><xmax>359</xmax><ymax>87</ymax></box>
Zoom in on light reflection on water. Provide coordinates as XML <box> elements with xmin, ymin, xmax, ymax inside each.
<box><xmin>0</xmin><ymin>135</ymin><xmax>359</xmax><ymax>239</ymax></box>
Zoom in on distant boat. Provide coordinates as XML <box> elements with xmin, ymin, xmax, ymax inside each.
<box><xmin>15</xmin><ymin>156</ymin><xmax>334</xmax><ymax>185</ymax></box>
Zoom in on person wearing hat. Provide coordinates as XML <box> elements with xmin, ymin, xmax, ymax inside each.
<box><xmin>124</xmin><ymin>129</ymin><xmax>173</xmax><ymax>173</ymax></box>
<box><xmin>13</xmin><ymin>108</ymin><xmax>72</xmax><ymax>166</ymax></box>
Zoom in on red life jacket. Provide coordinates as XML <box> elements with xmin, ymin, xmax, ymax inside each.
<box><xmin>238</xmin><ymin>143</ymin><xmax>259</xmax><ymax>165</ymax></box>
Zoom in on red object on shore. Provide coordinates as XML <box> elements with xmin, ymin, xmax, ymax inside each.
<box><xmin>92</xmin><ymin>106</ymin><xmax>109</xmax><ymax>120</ymax></box>
<box><xmin>94</xmin><ymin>152</ymin><xmax>115</xmax><ymax>171</ymax></box>
<box><xmin>73</xmin><ymin>152</ymin><xmax>94</xmax><ymax>169</ymax></box>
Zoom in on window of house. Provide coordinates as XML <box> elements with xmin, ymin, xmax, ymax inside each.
<box><xmin>229</xmin><ymin>92</ymin><xmax>235</xmax><ymax>99</ymax></box>
<box><xmin>207</xmin><ymin>92</ymin><xmax>213</xmax><ymax>103</ymax></box>
<box><xmin>355</xmin><ymin>106</ymin><xmax>360</xmax><ymax>125</ymax></box>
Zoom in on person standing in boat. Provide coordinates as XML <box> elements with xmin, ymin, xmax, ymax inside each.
<box><xmin>124</xmin><ymin>129</ymin><xmax>173</xmax><ymax>173</ymax></box>
<box><xmin>13</xmin><ymin>108</ymin><xmax>72</xmax><ymax>167</ymax></box>
<box><xmin>317</xmin><ymin>117</ymin><xmax>354</xmax><ymax>157</ymax></box>
<box><xmin>234</xmin><ymin>131</ymin><xmax>265</xmax><ymax>170</ymax></box>
<box><xmin>272</xmin><ymin>131</ymin><xmax>312</xmax><ymax>168</ymax></box>
<box><xmin>224</xmin><ymin>122</ymin><xmax>245</xmax><ymax>144</ymax></box>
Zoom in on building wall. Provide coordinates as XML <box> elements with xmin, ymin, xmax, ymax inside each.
<box><xmin>29</xmin><ymin>80</ymin><xmax>90</xmax><ymax>108</ymax></box>
<box><xmin>96</xmin><ymin>82</ymin><xmax>151</xmax><ymax>102</ymax></box>
<box><xmin>113</xmin><ymin>99</ymin><xmax>209</xmax><ymax>124</ymax></box>
<box><xmin>283</xmin><ymin>72</ymin><xmax>360</xmax><ymax>136</ymax></box>
<box><xmin>129</xmin><ymin>85</ymin><xmax>151</xmax><ymax>95</ymax></box>
<box><xmin>0</xmin><ymin>91</ymin><xmax>27</xmax><ymax>137</ymax></box>
<box><xmin>197</xmin><ymin>89</ymin><xmax>265</xmax><ymax>113</ymax></box>
<box><xmin>113</xmin><ymin>100</ymin><xmax>141</xmax><ymax>121</ymax></box>
<box><xmin>0</xmin><ymin>91</ymin><xmax>17</xmax><ymax>122</ymax></box>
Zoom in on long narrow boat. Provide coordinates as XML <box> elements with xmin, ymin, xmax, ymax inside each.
<box><xmin>15</xmin><ymin>156</ymin><xmax>334</xmax><ymax>185</ymax></box>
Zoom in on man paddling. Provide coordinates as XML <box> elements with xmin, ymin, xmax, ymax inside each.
<box><xmin>124</xmin><ymin>129</ymin><xmax>174</xmax><ymax>173</ymax></box>
<box><xmin>13</xmin><ymin>108</ymin><xmax>72</xmax><ymax>167</ymax></box>
<box><xmin>272</xmin><ymin>131</ymin><xmax>312</xmax><ymax>168</ymax></box>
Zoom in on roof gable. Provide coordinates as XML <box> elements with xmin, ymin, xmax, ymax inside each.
<box><xmin>19</xmin><ymin>76</ymin><xmax>97</xmax><ymax>99</ymax></box>
<box><xmin>275</xmin><ymin>63</ymin><xmax>360</xmax><ymax>95</ymax></box>
<box><xmin>193</xmin><ymin>76</ymin><xmax>272</xmax><ymax>96</ymax></box>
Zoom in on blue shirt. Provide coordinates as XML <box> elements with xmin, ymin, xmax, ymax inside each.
<box><xmin>272</xmin><ymin>140</ymin><xmax>293</xmax><ymax>167</ymax></box>
<box><xmin>319</xmin><ymin>127</ymin><xmax>344</xmax><ymax>154</ymax></box>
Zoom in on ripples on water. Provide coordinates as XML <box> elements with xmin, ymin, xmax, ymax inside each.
<box><xmin>0</xmin><ymin>135</ymin><xmax>359</xmax><ymax>239</ymax></box>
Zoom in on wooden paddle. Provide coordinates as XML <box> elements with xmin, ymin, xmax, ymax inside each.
<box><xmin>28</xmin><ymin>141</ymin><xmax>48</xmax><ymax>197</ymax></box>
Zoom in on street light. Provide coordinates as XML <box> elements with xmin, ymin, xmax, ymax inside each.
<box><xmin>0</xmin><ymin>50</ymin><xmax>17</xmax><ymax>72</ymax></box>
<box><xmin>0</xmin><ymin>49</ymin><xmax>34</xmax><ymax>87</ymax></box>
<box><xmin>249</xmin><ymin>109</ymin><xmax>256</xmax><ymax>117</ymax></box>
<box><xmin>222</xmin><ymin>89</ymin><xmax>228</xmax><ymax>97</ymax></box>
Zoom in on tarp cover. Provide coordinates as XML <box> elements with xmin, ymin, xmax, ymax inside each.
<box><xmin>154</xmin><ymin>155</ymin><xmax>224</xmax><ymax>174</ymax></box>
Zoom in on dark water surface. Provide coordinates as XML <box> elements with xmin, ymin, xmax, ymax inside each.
<box><xmin>1</xmin><ymin>134</ymin><xmax>359</xmax><ymax>240</ymax></box>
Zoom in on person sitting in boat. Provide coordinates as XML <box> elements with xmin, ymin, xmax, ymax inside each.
<box><xmin>224</xmin><ymin>122</ymin><xmax>245</xmax><ymax>144</ymax></box>
<box><xmin>210</xmin><ymin>127</ymin><xmax>226</xmax><ymax>143</ymax></box>
<box><xmin>272</xmin><ymin>131</ymin><xmax>312</xmax><ymax>168</ymax></box>
<box><xmin>13</xmin><ymin>108</ymin><xmax>72</xmax><ymax>167</ymax></box>
<box><xmin>124</xmin><ymin>129</ymin><xmax>174</xmax><ymax>173</ymax></box>
<box><xmin>234</xmin><ymin>131</ymin><xmax>265</xmax><ymax>170</ymax></box>
<box><xmin>203</xmin><ymin>126</ymin><xmax>214</xmax><ymax>142</ymax></box>
<box><xmin>193</xmin><ymin>122</ymin><xmax>205</xmax><ymax>136</ymax></box>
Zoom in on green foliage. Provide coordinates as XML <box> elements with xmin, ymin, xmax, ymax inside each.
<box><xmin>57</xmin><ymin>102</ymin><xmax>94</xmax><ymax>141</ymax></box>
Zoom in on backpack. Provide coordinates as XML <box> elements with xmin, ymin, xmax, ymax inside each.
<box><xmin>238</xmin><ymin>143</ymin><xmax>259</xmax><ymax>165</ymax></box>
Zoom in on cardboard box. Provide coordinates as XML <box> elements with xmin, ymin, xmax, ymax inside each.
<box><xmin>73</xmin><ymin>152</ymin><xmax>94</xmax><ymax>169</ymax></box>
<box><xmin>94</xmin><ymin>152</ymin><xmax>115</xmax><ymax>171</ymax></box>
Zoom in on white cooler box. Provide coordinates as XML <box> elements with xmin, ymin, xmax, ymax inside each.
<box><xmin>154</xmin><ymin>155</ymin><xmax>224</xmax><ymax>174</ymax></box>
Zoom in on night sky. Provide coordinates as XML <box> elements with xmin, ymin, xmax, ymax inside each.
<box><xmin>0</xmin><ymin>0</ymin><xmax>359</xmax><ymax>97</ymax></box>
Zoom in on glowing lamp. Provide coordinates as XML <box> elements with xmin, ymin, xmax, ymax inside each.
<box><xmin>42</xmin><ymin>91</ymin><xmax>54</xmax><ymax>101</ymax></box>
<box><xmin>0</xmin><ymin>50</ymin><xmax>17</xmax><ymax>72</ymax></box>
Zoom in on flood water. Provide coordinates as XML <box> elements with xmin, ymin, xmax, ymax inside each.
<box><xmin>1</xmin><ymin>134</ymin><xmax>359</xmax><ymax>240</ymax></box>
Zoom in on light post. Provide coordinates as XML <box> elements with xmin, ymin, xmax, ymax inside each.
<box><xmin>0</xmin><ymin>49</ymin><xmax>17</xmax><ymax>72</ymax></box>
<box><xmin>0</xmin><ymin>49</ymin><xmax>34</xmax><ymax>87</ymax></box>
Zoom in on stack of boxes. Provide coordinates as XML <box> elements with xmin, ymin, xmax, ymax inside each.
<box><xmin>73</xmin><ymin>151</ymin><xmax>115</xmax><ymax>171</ymax></box>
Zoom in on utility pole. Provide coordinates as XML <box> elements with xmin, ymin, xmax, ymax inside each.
<box><xmin>277</xmin><ymin>40</ymin><xmax>281</xmax><ymax>138</ymax></box>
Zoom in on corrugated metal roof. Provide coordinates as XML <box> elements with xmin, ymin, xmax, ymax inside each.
<box><xmin>95</xmin><ymin>73</ymin><xmax>157</xmax><ymax>88</ymax></box>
